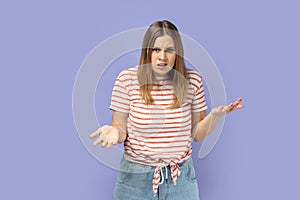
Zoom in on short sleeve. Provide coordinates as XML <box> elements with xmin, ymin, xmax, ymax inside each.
<box><xmin>109</xmin><ymin>72</ymin><xmax>130</xmax><ymax>113</ymax></box>
<box><xmin>190</xmin><ymin>71</ymin><xmax>208</xmax><ymax>112</ymax></box>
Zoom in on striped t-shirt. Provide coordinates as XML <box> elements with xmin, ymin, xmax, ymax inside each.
<box><xmin>110</xmin><ymin>67</ymin><xmax>207</xmax><ymax>196</ymax></box>
<box><xmin>109</xmin><ymin>66</ymin><xmax>207</xmax><ymax>195</ymax></box>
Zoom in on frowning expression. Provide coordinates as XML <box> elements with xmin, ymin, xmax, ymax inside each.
<box><xmin>151</xmin><ymin>35</ymin><xmax>176</xmax><ymax>76</ymax></box>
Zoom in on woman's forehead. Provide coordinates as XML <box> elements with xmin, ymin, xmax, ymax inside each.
<box><xmin>153</xmin><ymin>35</ymin><xmax>175</xmax><ymax>47</ymax></box>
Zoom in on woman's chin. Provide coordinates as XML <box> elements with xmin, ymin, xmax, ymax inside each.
<box><xmin>152</xmin><ymin>67</ymin><xmax>172</xmax><ymax>76</ymax></box>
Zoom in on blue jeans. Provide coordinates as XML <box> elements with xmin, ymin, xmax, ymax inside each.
<box><xmin>113</xmin><ymin>156</ymin><xmax>200</xmax><ymax>200</ymax></box>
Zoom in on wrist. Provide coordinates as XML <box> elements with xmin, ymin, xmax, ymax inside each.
<box><xmin>210</xmin><ymin>111</ymin><xmax>221</xmax><ymax>120</ymax></box>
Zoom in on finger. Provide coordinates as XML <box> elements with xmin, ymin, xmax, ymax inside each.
<box><xmin>231</xmin><ymin>103</ymin><xmax>244</xmax><ymax>112</ymax></box>
<box><xmin>106</xmin><ymin>141</ymin><xmax>114</xmax><ymax>148</ymax></box>
<box><xmin>236</xmin><ymin>104</ymin><xmax>244</xmax><ymax>109</ymax></box>
<box><xmin>233</xmin><ymin>101</ymin><xmax>244</xmax><ymax>108</ymax></box>
<box><xmin>223</xmin><ymin>103</ymin><xmax>235</xmax><ymax>114</ymax></box>
<box><xmin>89</xmin><ymin>129</ymin><xmax>101</xmax><ymax>138</ymax></box>
<box><xmin>223</xmin><ymin>99</ymin><xmax>244</xmax><ymax>114</ymax></box>
<box><xmin>101</xmin><ymin>140</ymin><xmax>108</xmax><ymax>147</ymax></box>
<box><xmin>233</xmin><ymin>98</ymin><xmax>243</xmax><ymax>106</ymax></box>
<box><xmin>93</xmin><ymin>137</ymin><xmax>103</xmax><ymax>146</ymax></box>
<box><xmin>227</xmin><ymin>103</ymin><xmax>234</xmax><ymax>112</ymax></box>
<box><xmin>112</xmin><ymin>137</ymin><xmax>118</xmax><ymax>145</ymax></box>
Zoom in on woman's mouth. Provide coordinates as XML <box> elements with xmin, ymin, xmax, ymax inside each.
<box><xmin>157</xmin><ymin>63</ymin><xmax>168</xmax><ymax>70</ymax></box>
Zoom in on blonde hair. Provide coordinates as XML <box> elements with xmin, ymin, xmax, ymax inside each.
<box><xmin>138</xmin><ymin>20</ymin><xmax>188</xmax><ymax>109</ymax></box>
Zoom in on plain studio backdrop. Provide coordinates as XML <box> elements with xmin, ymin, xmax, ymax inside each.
<box><xmin>1</xmin><ymin>0</ymin><xmax>299</xmax><ymax>200</ymax></box>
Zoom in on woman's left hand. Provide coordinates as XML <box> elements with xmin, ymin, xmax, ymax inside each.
<box><xmin>211</xmin><ymin>97</ymin><xmax>244</xmax><ymax>118</ymax></box>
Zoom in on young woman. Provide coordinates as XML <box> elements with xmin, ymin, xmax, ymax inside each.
<box><xmin>90</xmin><ymin>20</ymin><xmax>243</xmax><ymax>200</ymax></box>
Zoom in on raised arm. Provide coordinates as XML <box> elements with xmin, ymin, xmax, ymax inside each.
<box><xmin>192</xmin><ymin>98</ymin><xmax>244</xmax><ymax>142</ymax></box>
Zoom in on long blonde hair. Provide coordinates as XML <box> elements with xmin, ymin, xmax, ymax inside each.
<box><xmin>138</xmin><ymin>20</ymin><xmax>188</xmax><ymax>109</ymax></box>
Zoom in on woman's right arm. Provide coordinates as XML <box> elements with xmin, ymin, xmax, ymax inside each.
<box><xmin>111</xmin><ymin>111</ymin><xmax>128</xmax><ymax>143</ymax></box>
<box><xmin>89</xmin><ymin>111</ymin><xmax>128</xmax><ymax>148</ymax></box>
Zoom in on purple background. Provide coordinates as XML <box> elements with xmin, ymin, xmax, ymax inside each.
<box><xmin>1</xmin><ymin>0</ymin><xmax>299</xmax><ymax>199</ymax></box>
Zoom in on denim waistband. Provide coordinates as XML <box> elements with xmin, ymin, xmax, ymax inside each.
<box><xmin>118</xmin><ymin>155</ymin><xmax>192</xmax><ymax>174</ymax></box>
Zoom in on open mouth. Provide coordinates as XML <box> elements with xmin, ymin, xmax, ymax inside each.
<box><xmin>157</xmin><ymin>63</ymin><xmax>168</xmax><ymax>67</ymax></box>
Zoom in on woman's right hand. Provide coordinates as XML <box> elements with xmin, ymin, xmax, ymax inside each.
<box><xmin>89</xmin><ymin>125</ymin><xmax>119</xmax><ymax>148</ymax></box>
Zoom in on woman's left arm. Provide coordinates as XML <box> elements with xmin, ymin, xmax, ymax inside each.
<box><xmin>191</xmin><ymin>98</ymin><xmax>244</xmax><ymax>142</ymax></box>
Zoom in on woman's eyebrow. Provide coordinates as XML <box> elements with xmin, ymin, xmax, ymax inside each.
<box><xmin>153</xmin><ymin>45</ymin><xmax>174</xmax><ymax>49</ymax></box>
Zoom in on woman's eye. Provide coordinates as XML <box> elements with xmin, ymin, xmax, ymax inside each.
<box><xmin>166</xmin><ymin>48</ymin><xmax>174</xmax><ymax>53</ymax></box>
<box><xmin>152</xmin><ymin>48</ymin><xmax>160</xmax><ymax>53</ymax></box>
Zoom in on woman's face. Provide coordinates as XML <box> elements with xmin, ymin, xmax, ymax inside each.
<box><xmin>151</xmin><ymin>35</ymin><xmax>176</xmax><ymax>76</ymax></box>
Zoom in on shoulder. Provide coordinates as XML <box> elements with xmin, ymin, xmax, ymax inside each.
<box><xmin>116</xmin><ymin>66</ymin><xmax>138</xmax><ymax>81</ymax></box>
<box><xmin>186</xmin><ymin>68</ymin><xmax>204</xmax><ymax>84</ymax></box>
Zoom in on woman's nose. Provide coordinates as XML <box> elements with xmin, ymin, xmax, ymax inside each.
<box><xmin>159</xmin><ymin>50</ymin><xmax>167</xmax><ymax>60</ymax></box>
